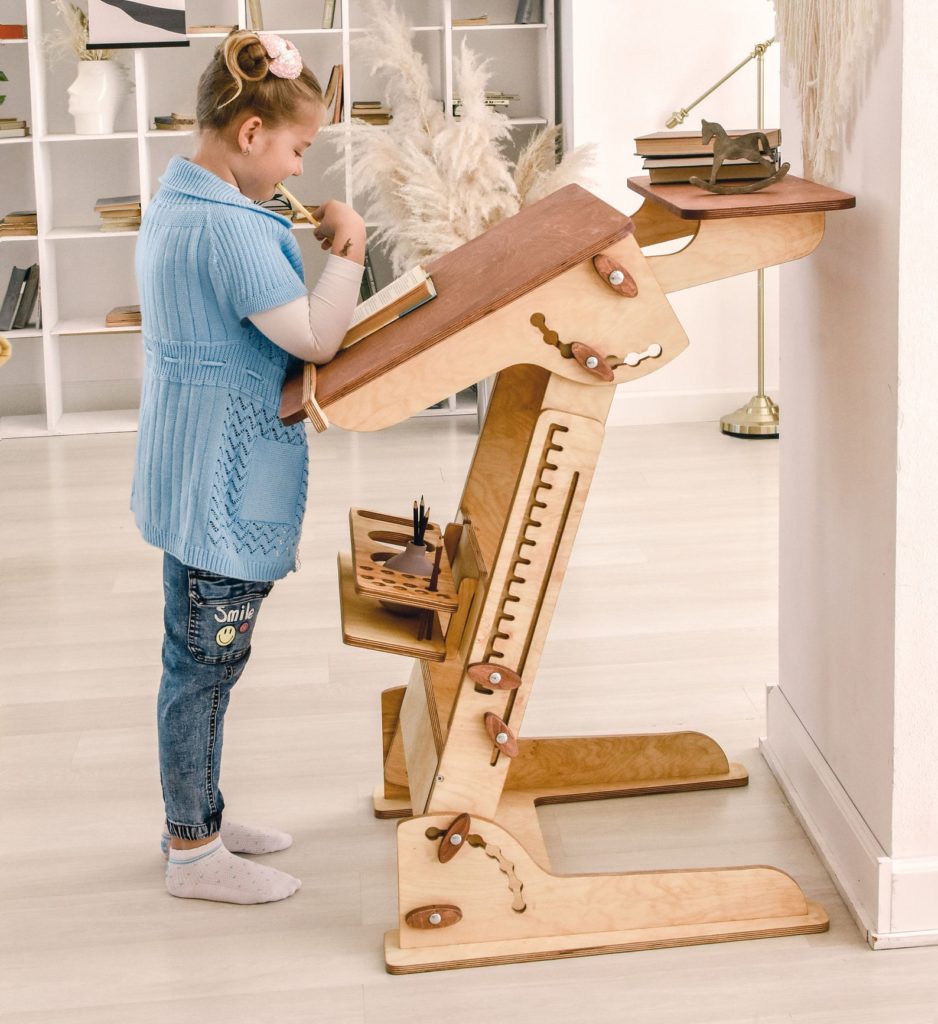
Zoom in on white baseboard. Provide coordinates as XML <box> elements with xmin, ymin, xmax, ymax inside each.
<box><xmin>608</xmin><ymin>388</ymin><xmax>779</xmax><ymax>427</ymax></box>
<box><xmin>761</xmin><ymin>684</ymin><xmax>938</xmax><ymax>948</ymax></box>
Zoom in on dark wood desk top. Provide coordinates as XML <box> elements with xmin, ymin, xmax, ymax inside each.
<box><xmin>315</xmin><ymin>184</ymin><xmax>634</xmax><ymax>408</ymax></box>
<box><xmin>627</xmin><ymin>174</ymin><xmax>856</xmax><ymax>220</ymax></box>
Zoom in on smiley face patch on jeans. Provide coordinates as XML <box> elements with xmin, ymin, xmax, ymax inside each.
<box><xmin>186</xmin><ymin>569</ymin><xmax>274</xmax><ymax>665</ymax></box>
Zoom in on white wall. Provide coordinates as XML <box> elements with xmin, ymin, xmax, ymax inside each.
<box><xmin>765</xmin><ymin>0</ymin><xmax>938</xmax><ymax>942</ymax></box>
<box><xmin>775</xmin><ymin>0</ymin><xmax>901</xmax><ymax>856</ymax></box>
<box><xmin>561</xmin><ymin>0</ymin><xmax>780</xmax><ymax>426</ymax></box>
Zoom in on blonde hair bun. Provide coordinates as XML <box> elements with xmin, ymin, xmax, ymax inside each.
<box><xmin>195</xmin><ymin>28</ymin><xmax>323</xmax><ymax>129</ymax></box>
<box><xmin>224</xmin><ymin>31</ymin><xmax>269</xmax><ymax>86</ymax></box>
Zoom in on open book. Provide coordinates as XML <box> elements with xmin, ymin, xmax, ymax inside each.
<box><xmin>341</xmin><ymin>265</ymin><xmax>437</xmax><ymax>349</ymax></box>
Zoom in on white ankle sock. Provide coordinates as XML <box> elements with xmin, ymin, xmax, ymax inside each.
<box><xmin>165</xmin><ymin>838</ymin><xmax>302</xmax><ymax>905</ymax></box>
<box><xmin>161</xmin><ymin>821</ymin><xmax>293</xmax><ymax>859</ymax></box>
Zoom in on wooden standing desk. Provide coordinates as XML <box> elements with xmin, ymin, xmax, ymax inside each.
<box><xmin>281</xmin><ymin>176</ymin><xmax>855</xmax><ymax>973</ymax></box>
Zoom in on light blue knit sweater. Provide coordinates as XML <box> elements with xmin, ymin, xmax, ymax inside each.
<box><xmin>132</xmin><ymin>156</ymin><xmax>310</xmax><ymax>581</ymax></box>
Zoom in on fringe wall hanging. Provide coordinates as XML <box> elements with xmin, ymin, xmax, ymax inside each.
<box><xmin>773</xmin><ymin>0</ymin><xmax>883</xmax><ymax>182</ymax></box>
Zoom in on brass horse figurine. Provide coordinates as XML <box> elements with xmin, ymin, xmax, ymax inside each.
<box><xmin>689</xmin><ymin>119</ymin><xmax>789</xmax><ymax>195</ymax></box>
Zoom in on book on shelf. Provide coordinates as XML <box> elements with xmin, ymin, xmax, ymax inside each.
<box><xmin>453</xmin><ymin>15</ymin><xmax>488</xmax><ymax>26</ymax></box>
<box><xmin>12</xmin><ymin>264</ymin><xmax>39</xmax><ymax>329</ymax></box>
<box><xmin>154</xmin><ymin>113</ymin><xmax>196</xmax><ymax>131</ymax></box>
<box><xmin>0</xmin><ymin>24</ymin><xmax>28</xmax><ymax>39</ymax></box>
<box><xmin>294</xmin><ymin>205</ymin><xmax>319</xmax><ymax>224</ymax></box>
<box><xmin>453</xmin><ymin>90</ymin><xmax>519</xmax><ymax>116</ymax></box>
<box><xmin>0</xmin><ymin>122</ymin><xmax>29</xmax><ymax>138</ymax></box>
<box><xmin>634</xmin><ymin>128</ymin><xmax>782</xmax><ymax>157</ymax></box>
<box><xmin>187</xmin><ymin>24</ymin><xmax>236</xmax><ymax>34</ymax></box>
<box><xmin>0</xmin><ymin>266</ymin><xmax>28</xmax><ymax>331</ymax></box>
<box><xmin>514</xmin><ymin>0</ymin><xmax>543</xmax><ymax>23</ymax></box>
<box><xmin>100</xmin><ymin>220</ymin><xmax>141</xmax><ymax>232</ymax></box>
<box><xmin>643</xmin><ymin>154</ymin><xmax>778</xmax><ymax>184</ymax></box>
<box><xmin>94</xmin><ymin>194</ymin><xmax>142</xmax><ymax>213</ymax></box>
<box><xmin>322</xmin><ymin>0</ymin><xmax>336</xmax><ymax>28</ymax></box>
<box><xmin>104</xmin><ymin>304</ymin><xmax>141</xmax><ymax>327</ymax></box>
<box><xmin>351</xmin><ymin>101</ymin><xmax>391</xmax><ymax>125</ymax></box>
<box><xmin>95</xmin><ymin>194</ymin><xmax>141</xmax><ymax>230</ymax></box>
<box><xmin>341</xmin><ymin>265</ymin><xmax>436</xmax><ymax>349</ymax></box>
<box><xmin>323</xmin><ymin>65</ymin><xmax>343</xmax><ymax>124</ymax></box>
<box><xmin>246</xmin><ymin>0</ymin><xmax>263</xmax><ymax>30</ymax></box>
<box><xmin>360</xmin><ymin>247</ymin><xmax>378</xmax><ymax>302</ymax></box>
<box><xmin>0</xmin><ymin>210</ymin><xmax>38</xmax><ymax>236</ymax></box>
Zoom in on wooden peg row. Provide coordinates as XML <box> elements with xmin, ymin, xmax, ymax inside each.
<box><xmin>404</xmin><ymin>904</ymin><xmax>463</xmax><ymax>930</ymax></box>
<box><xmin>592</xmin><ymin>253</ymin><xmax>639</xmax><ymax>297</ymax></box>
<box><xmin>438</xmin><ymin>812</ymin><xmax>471</xmax><ymax>863</ymax></box>
<box><xmin>484</xmin><ymin>712</ymin><xmax>519</xmax><ymax>758</ymax></box>
<box><xmin>468</xmin><ymin>662</ymin><xmax>523</xmax><ymax>691</ymax></box>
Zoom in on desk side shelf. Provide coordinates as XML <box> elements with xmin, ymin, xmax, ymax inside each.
<box><xmin>338</xmin><ymin>552</ymin><xmax>447</xmax><ymax>662</ymax></box>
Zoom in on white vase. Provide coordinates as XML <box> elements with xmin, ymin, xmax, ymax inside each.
<box><xmin>67</xmin><ymin>60</ymin><xmax>126</xmax><ymax>135</ymax></box>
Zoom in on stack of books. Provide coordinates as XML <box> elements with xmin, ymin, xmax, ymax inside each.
<box><xmin>153</xmin><ymin>113</ymin><xmax>196</xmax><ymax>132</ymax></box>
<box><xmin>0</xmin><ymin>210</ymin><xmax>37</xmax><ymax>237</ymax></box>
<box><xmin>351</xmin><ymin>101</ymin><xmax>391</xmax><ymax>125</ymax></box>
<box><xmin>0</xmin><ymin>117</ymin><xmax>30</xmax><ymax>139</ymax></box>
<box><xmin>0</xmin><ymin>23</ymin><xmax>27</xmax><ymax>39</ymax></box>
<box><xmin>104</xmin><ymin>304</ymin><xmax>141</xmax><ymax>328</ymax></box>
<box><xmin>0</xmin><ymin>264</ymin><xmax>40</xmax><ymax>331</ymax></box>
<box><xmin>453</xmin><ymin>91</ymin><xmax>518</xmax><ymax>117</ymax></box>
<box><xmin>636</xmin><ymin>129</ymin><xmax>782</xmax><ymax>184</ymax></box>
<box><xmin>453</xmin><ymin>15</ymin><xmax>488</xmax><ymax>26</ymax></box>
<box><xmin>95</xmin><ymin>194</ymin><xmax>142</xmax><ymax>231</ymax></box>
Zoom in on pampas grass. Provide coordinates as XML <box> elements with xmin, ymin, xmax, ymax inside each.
<box><xmin>47</xmin><ymin>0</ymin><xmax>114</xmax><ymax>61</ymax></box>
<box><xmin>328</xmin><ymin>0</ymin><xmax>595</xmax><ymax>276</ymax></box>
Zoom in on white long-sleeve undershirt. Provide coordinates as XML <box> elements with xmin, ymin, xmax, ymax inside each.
<box><xmin>249</xmin><ymin>253</ymin><xmax>364</xmax><ymax>364</ymax></box>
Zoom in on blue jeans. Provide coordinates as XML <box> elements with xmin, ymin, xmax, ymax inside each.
<box><xmin>158</xmin><ymin>553</ymin><xmax>274</xmax><ymax>839</ymax></box>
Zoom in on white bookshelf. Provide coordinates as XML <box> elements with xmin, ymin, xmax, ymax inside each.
<box><xmin>0</xmin><ymin>0</ymin><xmax>556</xmax><ymax>438</ymax></box>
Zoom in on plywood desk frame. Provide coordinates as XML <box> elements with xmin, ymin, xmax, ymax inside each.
<box><xmin>283</xmin><ymin>178</ymin><xmax>854</xmax><ymax>973</ymax></box>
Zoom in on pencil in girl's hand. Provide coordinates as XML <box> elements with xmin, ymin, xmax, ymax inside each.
<box><xmin>276</xmin><ymin>181</ymin><xmax>320</xmax><ymax>228</ymax></box>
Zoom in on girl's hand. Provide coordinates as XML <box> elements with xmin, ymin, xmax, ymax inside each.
<box><xmin>311</xmin><ymin>201</ymin><xmax>366</xmax><ymax>263</ymax></box>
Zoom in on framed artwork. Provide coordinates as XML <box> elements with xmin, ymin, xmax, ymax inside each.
<box><xmin>87</xmin><ymin>0</ymin><xmax>188</xmax><ymax>49</ymax></box>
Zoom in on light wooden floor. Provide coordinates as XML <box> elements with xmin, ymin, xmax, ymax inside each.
<box><xmin>2</xmin><ymin>417</ymin><xmax>937</xmax><ymax>1023</ymax></box>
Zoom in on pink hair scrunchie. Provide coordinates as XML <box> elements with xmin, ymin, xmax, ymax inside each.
<box><xmin>257</xmin><ymin>32</ymin><xmax>302</xmax><ymax>80</ymax></box>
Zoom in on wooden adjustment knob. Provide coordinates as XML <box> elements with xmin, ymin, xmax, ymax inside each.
<box><xmin>571</xmin><ymin>343</ymin><xmax>615</xmax><ymax>382</ymax></box>
<box><xmin>467</xmin><ymin>662</ymin><xmax>523</xmax><ymax>691</ymax></box>
<box><xmin>438</xmin><ymin>812</ymin><xmax>471</xmax><ymax>863</ymax></box>
<box><xmin>592</xmin><ymin>253</ymin><xmax>638</xmax><ymax>297</ymax></box>
<box><xmin>405</xmin><ymin>904</ymin><xmax>463</xmax><ymax>930</ymax></box>
<box><xmin>484</xmin><ymin>712</ymin><xmax>519</xmax><ymax>757</ymax></box>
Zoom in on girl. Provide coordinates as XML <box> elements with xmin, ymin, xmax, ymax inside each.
<box><xmin>132</xmin><ymin>30</ymin><xmax>365</xmax><ymax>904</ymax></box>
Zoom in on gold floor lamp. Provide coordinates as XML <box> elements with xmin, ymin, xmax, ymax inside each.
<box><xmin>667</xmin><ymin>36</ymin><xmax>780</xmax><ymax>439</ymax></box>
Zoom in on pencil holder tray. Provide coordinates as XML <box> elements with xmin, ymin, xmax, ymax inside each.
<box><xmin>349</xmin><ymin>509</ymin><xmax>458</xmax><ymax>614</ymax></box>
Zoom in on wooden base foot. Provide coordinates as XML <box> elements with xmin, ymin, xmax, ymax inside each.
<box><xmin>373</xmin><ymin>785</ymin><xmax>412</xmax><ymax>819</ymax></box>
<box><xmin>387</xmin><ymin>814</ymin><xmax>828</xmax><ymax>974</ymax></box>
<box><xmin>385</xmin><ymin>901</ymin><xmax>828</xmax><ymax>973</ymax></box>
<box><xmin>373</xmin><ymin>730</ymin><xmax>747</xmax><ymax>820</ymax></box>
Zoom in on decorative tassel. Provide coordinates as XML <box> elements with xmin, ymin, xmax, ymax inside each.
<box><xmin>773</xmin><ymin>0</ymin><xmax>883</xmax><ymax>183</ymax></box>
